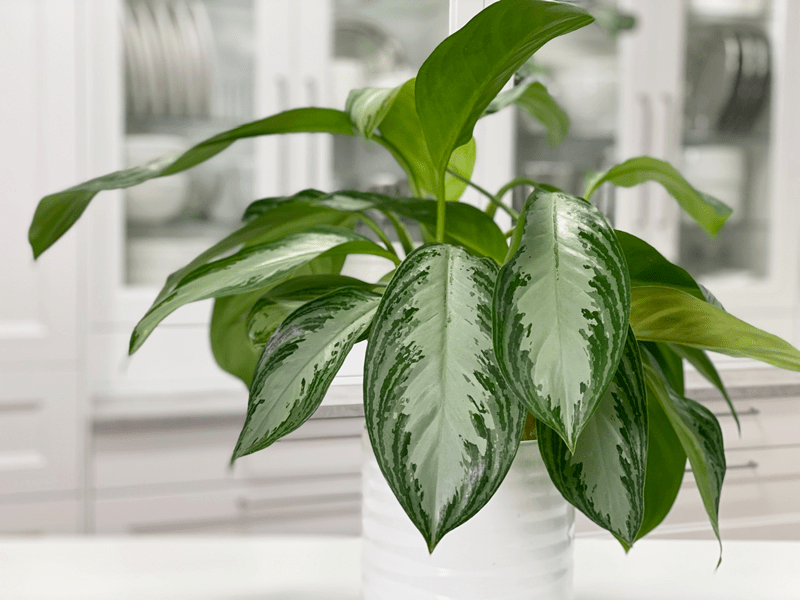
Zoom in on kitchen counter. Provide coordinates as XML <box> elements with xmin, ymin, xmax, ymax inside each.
<box><xmin>1</xmin><ymin>536</ymin><xmax>798</xmax><ymax>600</ymax></box>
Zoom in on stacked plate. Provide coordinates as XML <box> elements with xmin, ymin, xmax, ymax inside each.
<box><xmin>123</xmin><ymin>1</ymin><xmax>216</xmax><ymax>118</ymax></box>
<box><xmin>686</xmin><ymin>27</ymin><xmax>770</xmax><ymax>135</ymax></box>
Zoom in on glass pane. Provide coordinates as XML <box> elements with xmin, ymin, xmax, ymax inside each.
<box><xmin>679</xmin><ymin>0</ymin><xmax>773</xmax><ymax>286</ymax></box>
<box><xmin>122</xmin><ymin>0</ymin><xmax>256</xmax><ymax>286</ymax></box>
<box><xmin>513</xmin><ymin>0</ymin><xmax>625</xmax><ymax>217</ymax></box>
<box><xmin>330</xmin><ymin>0</ymin><xmax>449</xmax><ymax>196</ymax></box>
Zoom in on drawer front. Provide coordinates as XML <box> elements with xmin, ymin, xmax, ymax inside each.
<box><xmin>577</xmin><ymin>446</ymin><xmax>800</xmax><ymax>541</ymax></box>
<box><xmin>234</xmin><ymin>435</ymin><xmax>362</xmax><ymax>481</ymax></box>
<box><xmin>699</xmin><ymin>396</ymin><xmax>800</xmax><ymax>450</ymax></box>
<box><xmin>0</xmin><ymin>372</ymin><xmax>80</xmax><ymax>496</ymax></box>
<box><xmin>93</xmin><ymin>489</ymin><xmax>240</xmax><ymax>534</ymax></box>
<box><xmin>94</xmin><ymin>417</ymin><xmax>364</xmax><ymax>490</ymax></box>
<box><xmin>0</xmin><ymin>497</ymin><xmax>81</xmax><ymax>534</ymax></box>
<box><xmin>239</xmin><ymin>473</ymin><xmax>362</xmax><ymax>536</ymax></box>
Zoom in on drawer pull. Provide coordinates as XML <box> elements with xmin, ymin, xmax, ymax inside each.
<box><xmin>712</xmin><ymin>407</ymin><xmax>759</xmax><ymax>418</ymax></box>
<box><xmin>686</xmin><ymin>460</ymin><xmax>758</xmax><ymax>474</ymax></box>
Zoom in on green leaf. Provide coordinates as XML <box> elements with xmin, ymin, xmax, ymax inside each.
<box><xmin>155</xmin><ymin>203</ymin><xmax>357</xmax><ymax>306</ymax></box>
<box><xmin>241</xmin><ymin>189</ymin><xmax>327</xmax><ymax>222</ymax></box>
<box><xmin>539</xmin><ymin>327</ymin><xmax>647</xmax><ymax>546</ymax></box>
<box><xmin>443</xmin><ymin>137</ymin><xmax>476</xmax><ymax>201</ymax></box>
<box><xmin>130</xmin><ymin>228</ymin><xmax>392</xmax><ymax>354</ymax></box>
<box><xmin>485</xmin><ymin>80</ymin><xmax>569</xmax><ymax>146</ymax></box>
<box><xmin>616</xmin><ymin>230</ymin><xmax>705</xmax><ymax>302</ymax></box>
<box><xmin>668</xmin><ymin>344</ymin><xmax>739</xmax><ymax>430</ymax></box>
<box><xmin>590</xmin><ymin>7</ymin><xmax>636</xmax><ymax>36</ymax></box>
<box><xmin>493</xmin><ymin>188</ymin><xmax>630</xmax><ymax>450</ymax></box>
<box><xmin>642</xmin><ymin>348</ymin><xmax>726</xmax><ymax>557</ymax></box>
<box><xmin>364</xmin><ymin>244</ymin><xmax>525</xmax><ymax>552</ymax></box>
<box><xmin>371</xmin><ymin>79</ymin><xmax>477</xmax><ymax>202</ymax></box>
<box><xmin>631</xmin><ymin>286</ymin><xmax>800</xmax><ymax>371</ymax></box>
<box><xmin>210</xmin><ymin>261</ymin><xmax>353</xmax><ymax>387</ymax></box>
<box><xmin>288</xmin><ymin>191</ymin><xmax>508</xmax><ymax>264</ymax></box>
<box><xmin>642</xmin><ymin>341</ymin><xmax>686</xmax><ymax>396</ymax></box>
<box><xmin>345</xmin><ymin>85</ymin><xmax>404</xmax><ymax>138</ymax></box>
<box><xmin>233</xmin><ymin>288</ymin><xmax>381</xmax><ymax>460</ymax></box>
<box><xmin>210</xmin><ymin>290</ymin><xmax>268</xmax><ymax>388</ymax></box>
<box><xmin>586</xmin><ymin>157</ymin><xmax>733</xmax><ymax>237</ymax></box>
<box><xmin>28</xmin><ymin>108</ymin><xmax>354</xmax><ymax>259</ymax></box>
<box><xmin>636</xmin><ymin>377</ymin><xmax>687</xmax><ymax>541</ymax></box>
<box><xmin>415</xmin><ymin>0</ymin><xmax>592</xmax><ymax>191</ymax></box>
<box><xmin>246</xmin><ymin>274</ymin><xmax>376</xmax><ymax>345</ymax></box>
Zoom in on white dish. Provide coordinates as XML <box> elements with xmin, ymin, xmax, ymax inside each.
<box><xmin>153</xmin><ymin>2</ymin><xmax>184</xmax><ymax>116</ymax></box>
<box><xmin>173</xmin><ymin>1</ymin><xmax>204</xmax><ymax>117</ymax></box>
<box><xmin>133</xmin><ymin>2</ymin><xmax>167</xmax><ymax>117</ymax></box>
<box><xmin>189</xmin><ymin>1</ymin><xmax>216</xmax><ymax>117</ymax></box>
<box><xmin>123</xmin><ymin>3</ymin><xmax>148</xmax><ymax>117</ymax></box>
<box><xmin>124</xmin><ymin>134</ymin><xmax>190</xmax><ymax>226</ymax></box>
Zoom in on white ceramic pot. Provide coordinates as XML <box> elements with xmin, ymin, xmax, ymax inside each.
<box><xmin>362</xmin><ymin>434</ymin><xmax>575</xmax><ymax>600</ymax></box>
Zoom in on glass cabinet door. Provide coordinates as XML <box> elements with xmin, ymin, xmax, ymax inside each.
<box><xmin>679</xmin><ymin>0</ymin><xmax>774</xmax><ymax>291</ymax></box>
<box><xmin>122</xmin><ymin>0</ymin><xmax>257</xmax><ymax>288</ymax></box>
<box><xmin>329</xmin><ymin>0</ymin><xmax>449</xmax><ymax>197</ymax></box>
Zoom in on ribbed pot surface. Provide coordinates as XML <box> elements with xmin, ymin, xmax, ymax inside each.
<box><xmin>362</xmin><ymin>435</ymin><xmax>575</xmax><ymax>600</ymax></box>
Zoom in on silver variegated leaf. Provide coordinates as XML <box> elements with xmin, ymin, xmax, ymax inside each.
<box><xmin>642</xmin><ymin>348</ymin><xmax>726</xmax><ymax>558</ymax></box>
<box><xmin>493</xmin><ymin>188</ymin><xmax>630</xmax><ymax>451</ymax></box>
<box><xmin>539</xmin><ymin>327</ymin><xmax>647</xmax><ymax>546</ymax></box>
<box><xmin>364</xmin><ymin>244</ymin><xmax>525</xmax><ymax>552</ymax></box>
<box><xmin>246</xmin><ymin>274</ymin><xmax>376</xmax><ymax>345</ymax></box>
<box><xmin>233</xmin><ymin>288</ymin><xmax>381</xmax><ymax>459</ymax></box>
<box><xmin>130</xmin><ymin>228</ymin><xmax>392</xmax><ymax>353</ymax></box>
<box><xmin>345</xmin><ymin>85</ymin><xmax>404</xmax><ymax>138</ymax></box>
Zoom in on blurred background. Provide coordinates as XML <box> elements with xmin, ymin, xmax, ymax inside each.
<box><xmin>2</xmin><ymin>0</ymin><xmax>800</xmax><ymax>540</ymax></box>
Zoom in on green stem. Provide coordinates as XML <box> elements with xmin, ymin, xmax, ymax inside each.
<box><xmin>495</xmin><ymin>177</ymin><xmax>540</xmax><ymax>202</ymax></box>
<box><xmin>358</xmin><ymin>213</ymin><xmax>398</xmax><ymax>258</ymax></box>
<box><xmin>436</xmin><ymin>182</ymin><xmax>446</xmax><ymax>243</ymax></box>
<box><xmin>446</xmin><ymin>169</ymin><xmax>519</xmax><ymax>220</ymax></box>
<box><xmin>383</xmin><ymin>210</ymin><xmax>415</xmax><ymax>255</ymax></box>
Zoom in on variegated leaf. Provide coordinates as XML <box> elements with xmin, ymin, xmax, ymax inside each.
<box><xmin>130</xmin><ymin>228</ymin><xmax>394</xmax><ymax>354</ymax></box>
<box><xmin>345</xmin><ymin>85</ymin><xmax>404</xmax><ymax>138</ymax></box>
<box><xmin>493</xmin><ymin>188</ymin><xmax>630</xmax><ymax>450</ymax></box>
<box><xmin>539</xmin><ymin>327</ymin><xmax>647</xmax><ymax>546</ymax></box>
<box><xmin>246</xmin><ymin>275</ymin><xmax>376</xmax><ymax>345</ymax></box>
<box><xmin>642</xmin><ymin>349</ymin><xmax>726</xmax><ymax>557</ymax></box>
<box><xmin>364</xmin><ymin>244</ymin><xmax>525</xmax><ymax>552</ymax></box>
<box><xmin>233</xmin><ymin>288</ymin><xmax>381</xmax><ymax>459</ymax></box>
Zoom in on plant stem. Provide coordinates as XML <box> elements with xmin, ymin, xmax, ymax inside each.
<box><xmin>446</xmin><ymin>169</ymin><xmax>520</xmax><ymax>220</ymax></box>
<box><xmin>359</xmin><ymin>213</ymin><xmax>398</xmax><ymax>258</ymax></box>
<box><xmin>495</xmin><ymin>176</ymin><xmax>540</xmax><ymax>202</ymax></box>
<box><xmin>383</xmin><ymin>210</ymin><xmax>415</xmax><ymax>256</ymax></box>
<box><xmin>436</xmin><ymin>183</ymin><xmax>446</xmax><ymax>243</ymax></box>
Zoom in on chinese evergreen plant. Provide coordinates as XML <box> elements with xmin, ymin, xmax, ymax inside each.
<box><xmin>28</xmin><ymin>0</ymin><xmax>800</xmax><ymax>556</ymax></box>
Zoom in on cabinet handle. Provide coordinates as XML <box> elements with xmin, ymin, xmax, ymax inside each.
<box><xmin>711</xmin><ymin>407</ymin><xmax>760</xmax><ymax>418</ymax></box>
<box><xmin>686</xmin><ymin>460</ymin><xmax>758</xmax><ymax>474</ymax></box>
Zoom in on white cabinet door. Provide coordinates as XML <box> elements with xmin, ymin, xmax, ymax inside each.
<box><xmin>0</xmin><ymin>0</ymin><xmax>80</xmax><ymax>366</ymax></box>
<box><xmin>0</xmin><ymin>372</ymin><xmax>81</xmax><ymax>496</ymax></box>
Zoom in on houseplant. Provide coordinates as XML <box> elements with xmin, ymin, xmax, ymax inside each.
<box><xmin>27</xmin><ymin>0</ymin><xmax>800</xmax><ymax>591</ymax></box>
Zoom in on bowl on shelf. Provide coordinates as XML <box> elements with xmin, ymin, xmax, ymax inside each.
<box><xmin>124</xmin><ymin>134</ymin><xmax>190</xmax><ymax>225</ymax></box>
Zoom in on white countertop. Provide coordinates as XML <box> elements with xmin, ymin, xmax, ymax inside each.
<box><xmin>1</xmin><ymin>536</ymin><xmax>798</xmax><ymax>600</ymax></box>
